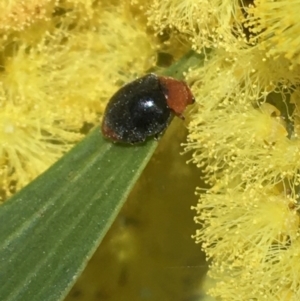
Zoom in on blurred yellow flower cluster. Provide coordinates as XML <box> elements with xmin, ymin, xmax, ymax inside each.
<box><xmin>147</xmin><ymin>0</ymin><xmax>300</xmax><ymax>300</ymax></box>
<box><xmin>0</xmin><ymin>0</ymin><xmax>156</xmax><ymax>200</ymax></box>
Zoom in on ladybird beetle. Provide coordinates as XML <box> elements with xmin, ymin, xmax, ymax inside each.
<box><xmin>101</xmin><ymin>73</ymin><xmax>194</xmax><ymax>144</ymax></box>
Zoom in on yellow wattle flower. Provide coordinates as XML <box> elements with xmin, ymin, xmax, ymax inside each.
<box><xmin>245</xmin><ymin>0</ymin><xmax>300</xmax><ymax>65</ymax></box>
<box><xmin>0</xmin><ymin>1</ymin><xmax>156</xmax><ymax>200</ymax></box>
<box><xmin>144</xmin><ymin>0</ymin><xmax>300</xmax><ymax>299</ymax></box>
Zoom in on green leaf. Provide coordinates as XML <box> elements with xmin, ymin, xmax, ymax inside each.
<box><xmin>0</xmin><ymin>50</ymin><xmax>203</xmax><ymax>301</ymax></box>
<box><xmin>0</xmin><ymin>130</ymin><xmax>157</xmax><ymax>301</ymax></box>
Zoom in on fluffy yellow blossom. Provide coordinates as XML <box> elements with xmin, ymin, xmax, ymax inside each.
<box><xmin>192</xmin><ymin>185</ymin><xmax>300</xmax><ymax>300</ymax></box>
<box><xmin>185</xmin><ymin>48</ymin><xmax>300</xmax><ymax>194</ymax></box>
<box><xmin>147</xmin><ymin>0</ymin><xmax>247</xmax><ymax>52</ymax></box>
<box><xmin>145</xmin><ymin>0</ymin><xmax>300</xmax><ymax>299</ymax></box>
<box><xmin>245</xmin><ymin>0</ymin><xmax>300</xmax><ymax>65</ymax></box>
<box><xmin>193</xmin><ymin>186</ymin><xmax>299</xmax><ymax>261</ymax></box>
<box><xmin>0</xmin><ymin>0</ymin><xmax>53</xmax><ymax>32</ymax></box>
<box><xmin>0</xmin><ymin>1</ymin><xmax>156</xmax><ymax>200</ymax></box>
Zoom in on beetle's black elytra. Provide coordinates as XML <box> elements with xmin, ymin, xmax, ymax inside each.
<box><xmin>101</xmin><ymin>73</ymin><xmax>194</xmax><ymax>144</ymax></box>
